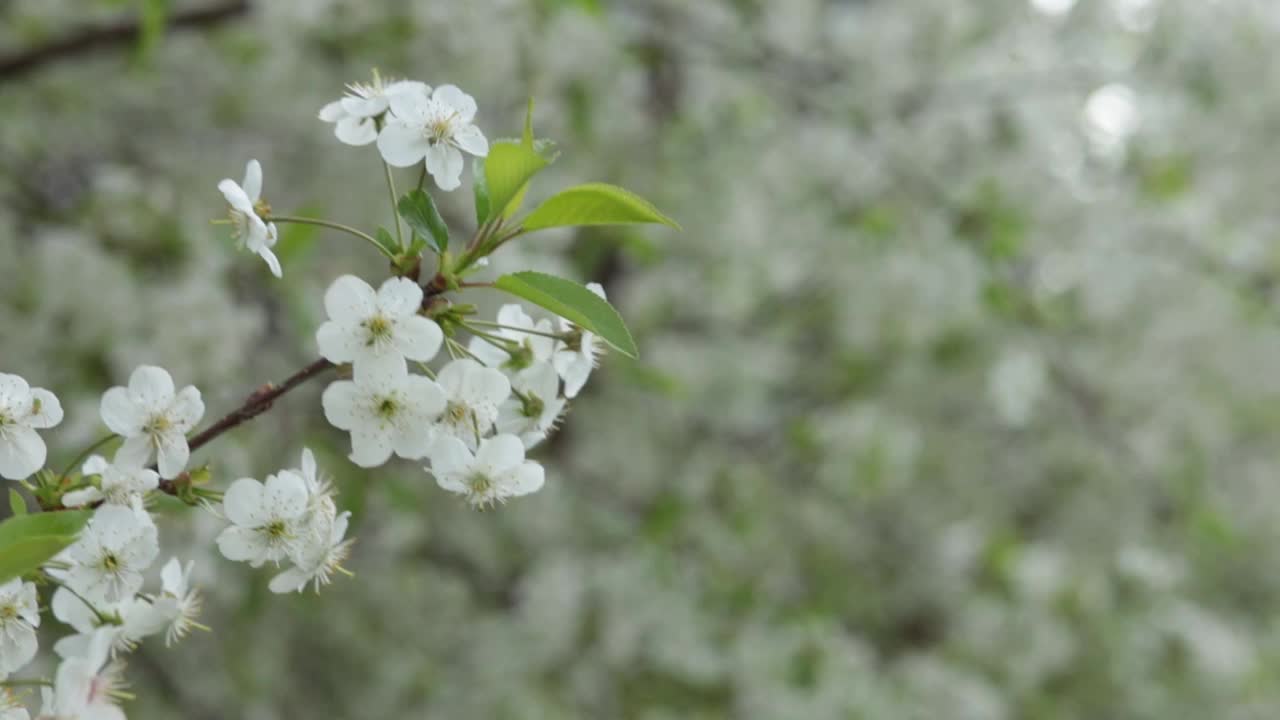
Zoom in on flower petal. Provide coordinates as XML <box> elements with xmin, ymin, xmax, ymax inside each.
<box><xmin>223</xmin><ymin>478</ymin><xmax>266</xmax><ymax>527</ymax></box>
<box><xmin>324</xmin><ymin>275</ymin><xmax>377</xmax><ymax>324</ymax></box>
<box><xmin>258</xmin><ymin>245</ymin><xmax>283</xmax><ymax>278</ymax></box>
<box><xmin>394</xmin><ymin>316</ymin><xmax>444</xmax><ymax>364</ymax></box>
<box><xmin>156</xmin><ymin>432</ymin><xmax>190</xmax><ymax>479</ymax></box>
<box><xmin>127</xmin><ymin>366</ymin><xmax>175</xmax><ymax>411</ymax></box>
<box><xmin>425</xmin><ymin>143</ymin><xmax>464</xmax><ymax>191</ymax></box>
<box><xmin>241</xmin><ymin>160</ymin><xmax>263</xmax><ymax>202</ymax></box>
<box><xmin>377</xmin><ymin>277</ymin><xmax>424</xmax><ymax>318</ymax></box>
<box><xmin>377</xmin><ymin>122</ymin><xmax>431</xmax><ymax>168</ymax></box>
<box><xmin>335</xmin><ymin>116</ymin><xmax>378</xmax><ymax>146</ymax></box>
<box><xmin>169</xmin><ymin>386</ymin><xmax>205</xmax><ymax>430</ymax></box>
<box><xmin>506</xmin><ymin>461</ymin><xmax>545</xmax><ymax>496</ymax></box>
<box><xmin>476</xmin><ymin>434</ymin><xmax>525</xmax><ymax>472</ymax></box>
<box><xmin>315</xmin><ymin>321</ymin><xmax>362</xmax><ymax>365</ymax></box>
<box><xmin>349</xmin><ymin>429</ymin><xmax>393</xmax><ymax>468</ymax></box>
<box><xmin>0</xmin><ymin>426</ymin><xmax>45</xmax><ymax>480</ymax></box>
<box><xmin>432</xmin><ymin>84</ymin><xmax>477</xmax><ymax>123</ymax></box>
<box><xmin>428</xmin><ymin>435</ymin><xmax>473</xmax><ymax>477</ymax></box>
<box><xmin>318</xmin><ymin>100</ymin><xmax>347</xmax><ymax>122</ymax></box>
<box><xmin>451</xmin><ymin>123</ymin><xmax>489</xmax><ymax>157</ymax></box>
<box><xmin>218</xmin><ymin>179</ymin><xmax>253</xmax><ymax>213</ymax></box>
<box><xmin>321</xmin><ymin>381</ymin><xmax>362</xmax><ymax>431</ymax></box>
<box><xmin>114</xmin><ymin>435</ymin><xmax>152</xmax><ymax>469</ymax></box>
<box><xmin>27</xmin><ymin>387</ymin><xmax>64</xmax><ymax>429</ymax></box>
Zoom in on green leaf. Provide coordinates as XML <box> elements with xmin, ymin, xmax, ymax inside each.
<box><xmin>374</xmin><ymin>227</ymin><xmax>400</xmax><ymax>256</ymax></box>
<box><xmin>0</xmin><ymin>511</ymin><xmax>92</xmax><ymax>547</ymax></box>
<box><xmin>493</xmin><ymin>271</ymin><xmax>638</xmax><ymax>358</ymax></box>
<box><xmin>483</xmin><ymin>141</ymin><xmax>549</xmax><ymax>223</ymax></box>
<box><xmin>520</xmin><ymin>183</ymin><xmax>679</xmax><ymax>232</ymax></box>
<box><xmin>397</xmin><ymin>189</ymin><xmax>450</xmax><ymax>254</ymax></box>
<box><xmin>8</xmin><ymin>488</ymin><xmax>26</xmax><ymax>516</ymax></box>
<box><xmin>0</xmin><ymin>511</ymin><xmax>92</xmax><ymax>583</ymax></box>
<box><xmin>0</xmin><ymin>536</ymin><xmax>79</xmax><ymax>584</ymax></box>
<box><xmin>472</xmin><ymin>156</ymin><xmax>490</xmax><ymax>226</ymax></box>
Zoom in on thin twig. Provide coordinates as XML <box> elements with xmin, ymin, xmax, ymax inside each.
<box><xmin>186</xmin><ymin>358</ymin><xmax>334</xmax><ymax>454</ymax></box>
<box><xmin>0</xmin><ymin>0</ymin><xmax>250</xmax><ymax>82</ymax></box>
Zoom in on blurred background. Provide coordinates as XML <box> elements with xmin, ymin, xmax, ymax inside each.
<box><xmin>3</xmin><ymin>0</ymin><xmax>1280</xmax><ymax>717</ymax></box>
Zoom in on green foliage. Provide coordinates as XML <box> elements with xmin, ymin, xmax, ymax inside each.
<box><xmin>482</xmin><ymin>142</ymin><xmax>550</xmax><ymax>223</ymax></box>
<box><xmin>471</xmin><ymin>156</ymin><xmax>490</xmax><ymax>226</ymax></box>
<box><xmin>493</xmin><ymin>271</ymin><xmax>638</xmax><ymax>358</ymax></box>
<box><xmin>520</xmin><ymin>183</ymin><xmax>679</xmax><ymax>232</ymax></box>
<box><xmin>8</xmin><ymin>488</ymin><xmax>27</xmax><ymax>516</ymax></box>
<box><xmin>397</xmin><ymin>189</ymin><xmax>450</xmax><ymax>254</ymax></box>
<box><xmin>374</xmin><ymin>227</ymin><xmax>400</xmax><ymax>257</ymax></box>
<box><xmin>0</xmin><ymin>510</ymin><xmax>92</xmax><ymax>584</ymax></box>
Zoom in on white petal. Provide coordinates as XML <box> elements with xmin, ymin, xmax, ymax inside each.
<box><xmin>392</xmin><ymin>426</ymin><xmax>433</xmax><ymax>460</ymax></box>
<box><xmin>432</xmin><ymin>84</ymin><xmax>478</xmax><ymax>123</ymax></box>
<box><xmin>496</xmin><ymin>304</ymin><xmax>533</xmax><ymax>331</ymax></box>
<box><xmin>61</xmin><ymin>487</ymin><xmax>105</xmax><ymax>508</ymax></box>
<box><xmin>113</xmin><ymin>435</ymin><xmax>152</xmax><ymax>470</ymax></box>
<box><xmin>216</xmin><ymin>526</ymin><xmax>266</xmax><ymax>563</ymax></box>
<box><xmin>169</xmin><ymin>386</ymin><xmax>204</xmax><ymax>430</ymax></box>
<box><xmin>321</xmin><ymin>381</ymin><xmax>362</xmax><ymax>430</ymax></box>
<box><xmin>26</xmin><ymin>388</ymin><xmax>63</xmax><ymax>429</ymax></box>
<box><xmin>467</xmin><ymin>365</ymin><xmax>512</xmax><ymax>405</ymax></box>
<box><xmin>155</xmin><ymin>433</ymin><xmax>190</xmax><ymax>479</ymax></box>
<box><xmin>506</xmin><ymin>461</ymin><xmax>545</xmax><ymax>496</ymax></box>
<box><xmin>127</xmin><ymin>366</ymin><xmax>175</xmax><ymax>411</ymax></box>
<box><xmin>349</xmin><ymin>429</ymin><xmax>393</xmax><ymax>468</ymax></box>
<box><xmin>334</xmin><ymin>116</ymin><xmax>378</xmax><ymax>146</ymax></box>
<box><xmin>99</xmin><ymin>387</ymin><xmax>143</xmax><ymax>435</ymax></box>
<box><xmin>403</xmin><ymin>375</ymin><xmax>446</xmax><ymax>419</ymax></box>
<box><xmin>476</xmin><ymin>434</ymin><xmax>525</xmax><ymax>472</ymax></box>
<box><xmin>428</xmin><ymin>435</ymin><xmax>473</xmax><ymax>477</ymax></box>
<box><xmin>217</xmin><ymin>179</ymin><xmax>253</xmax><ymax>214</ymax></box>
<box><xmin>388</xmin><ymin>90</ymin><xmax>429</xmax><ymax>120</ymax></box>
<box><xmin>300</xmin><ymin>448</ymin><xmax>317</xmax><ymax>485</ymax></box>
<box><xmin>451</xmin><ymin>123</ymin><xmax>489</xmax><ymax>157</ymax></box>
<box><xmin>341</xmin><ymin>93</ymin><xmax>388</xmax><ymax>118</ymax></box>
<box><xmin>0</xmin><ymin>426</ymin><xmax>45</xmax><ymax>480</ymax></box>
<box><xmin>377</xmin><ymin>122</ymin><xmax>431</xmax><ymax>167</ymax></box>
<box><xmin>269</xmin><ymin>566</ymin><xmax>311</xmax><ymax>594</ymax></box>
<box><xmin>351</xmin><ymin>351</ymin><xmax>407</xmax><ymax>385</ymax></box>
<box><xmin>222</xmin><ymin>478</ymin><xmax>266</xmax><ymax>527</ymax></box>
<box><xmin>425</xmin><ymin>143</ymin><xmax>464</xmax><ymax>191</ymax></box>
<box><xmin>259</xmin><ymin>245</ymin><xmax>283</xmax><ymax>278</ymax></box>
<box><xmin>586</xmin><ymin>282</ymin><xmax>606</xmax><ymax>299</ymax></box>
<box><xmin>318</xmin><ymin>100</ymin><xmax>347</xmax><ymax>122</ymax></box>
<box><xmin>467</xmin><ymin>337</ymin><xmax>510</xmax><ymax>369</ymax></box>
<box><xmin>262</xmin><ymin>471</ymin><xmax>309</xmax><ymax>520</ymax></box>
<box><xmin>377</xmin><ymin>277</ymin><xmax>424</xmax><ymax>317</ymax></box>
<box><xmin>436</xmin><ymin>358</ymin><xmax>475</xmax><ymax>395</ymax></box>
<box><xmin>0</xmin><ymin>374</ymin><xmax>30</xmax><ymax>409</ymax></box>
<box><xmin>315</xmin><ymin>321</ymin><xmax>363</xmax><ymax>365</ymax></box>
<box><xmin>241</xmin><ymin>160</ymin><xmax>263</xmax><ymax>202</ymax></box>
<box><xmin>561</xmin><ymin>358</ymin><xmax>592</xmax><ymax>399</ymax></box>
<box><xmin>394</xmin><ymin>316</ymin><xmax>444</xmax><ymax>363</ymax></box>
<box><xmin>324</xmin><ymin>275</ymin><xmax>377</xmax><ymax>324</ymax></box>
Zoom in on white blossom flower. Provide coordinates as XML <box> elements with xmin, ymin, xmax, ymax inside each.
<box><xmin>0</xmin><ymin>373</ymin><xmax>62</xmax><ymax>481</ymax></box>
<box><xmin>294</xmin><ymin>447</ymin><xmax>336</xmax><ymax>518</ymax></box>
<box><xmin>217</xmin><ymin>159</ymin><xmax>282</xmax><ymax>277</ymax></box>
<box><xmin>467</xmin><ymin>304</ymin><xmax>557</xmax><ymax>373</ymax></box>
<box><xmin>62</xmin><ymin>455</ymin><xmax>159</xmax><ymax>508</ymax></box>
<box><xmin>321</xmin><ymin>363</ymin><xmax>445</xmax><ymax>468</ymax></box>
<box><xmin>64</xmin><ymin>503</ymin><xmax>159</xmax><ymax>604</ymax></box>
<box><xmin>144</xmin><ymin>558</ymin><xmax>203</xmax><ymax>647</ymax></box>
<box><xmin>552</xmin><ymin>282</ymin><xmax>607</xmax><ymax>398</ymax></box>
<box><xmin>0</xmin><ymin>689</ymin><xmax>27</xmax><ymax>720</ymax></box>
<box><xmin>270</xmin><ymin>510</ymin><xmax>354</xmax><ymax>595</ymax></box>
<box><xmin>99</xmin><ymin>366</ymin><xmax>204</xmax><ymax>480</ymax></box>
<box><xmin>0</xmin><ymin>579</ymin><xmax>39</xmax><ymax>676</ymax></box>
<box><xmin>432</xmin><ymin>359</ymin><xmax>511</xmax><ymax>451</ymax></box>
<box><xmin>497</xmin><ymin>362</ymin><xmax>566</xmax><ymax>449</ymax></box>
<box><xmin>316</xmin><ymin>275</ymin><xmax>443</xmax><ymax>382</ymax></box>
<box><xmin>318</xmin><ymin>74</ymin><xmax>428</xmax><ymax>146</ymax></box>
<box><xmin>377</xmin><ymin>84</ymin><xmax>489</xmax><ymax>191</ymax></box>
<box><xmin>428</xmin><ymin>434</ymin><xmax>545</xmax><ymax>508</ymax></box>
<box><xmin>50</xmin><ymin>587</ymin><xmax>161</xmax><ymax>658</ymax></box>
<box><xmin>39</xmin><ymin>629</ymin><xmax>126</xmax><ymax>720</ymax></box>
<box><xmin>216</xmin><ymin>471</ymin><xmax>311</xmax><ymax>568</ymax></box>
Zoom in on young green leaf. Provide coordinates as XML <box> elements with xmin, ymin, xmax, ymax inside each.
<box><xmin>0</xmin><ymin>536</ymin><xmax>79</xmax><ymax>584</ymax></box>
<box><xmin>8</xmin><ymin>488</ymin><xmax>26</xmax><ymax>516</ymax></box>
<box><xmin>483</xmin><ymin>141</ymin><xmax>549</xmax><ymax>223</ymax></box>
<box><xmin>472</xmin><ymin>156</ymin><xmax>490</xmax><ymax>226</ymax></box>
<box><xmin>520</xmin><ymin>183</ymin><xmax>679</xmax><ymax>232</ymax></box>
<box><xmin>493</xmin><ymin>271</ymin><xmax>638</xmax><ymax>358</ymax></box>
<box><xmin>374</xmin><ymin>227</ymin><xmax>400</xmax><ymax>256</ymax></box>
<box><xmin>0</xmin><ymin>510</ymin><xmax>92</xmax><ymax>583</ymax></box>
<box><xmin>397</xmin><ymin>189</ymin><xmax>450</xmax><ymax>253</ymax></box>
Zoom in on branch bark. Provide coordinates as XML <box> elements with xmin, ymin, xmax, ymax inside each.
<box><xmin>186</xmin><ymin>358</ymin><xmax>334</xmax><ymax>454</ymax></box>
<box><xmin>0</xmin><ymin>0</ymin><xmax>250</xmax><ymax>82</ymax></box>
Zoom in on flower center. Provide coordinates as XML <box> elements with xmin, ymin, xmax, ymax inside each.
<box><xmin>102</xmin><ymin>553</ymin><xmax>121</xmax><ymax>572</ymax></box>
<box><xmin>265</xmin><ymin>520</ymin><xmax>289</xmax><ymax>539</ymax></box>
<box><xmin>426</xmin><ymin>111</ymin><xmax>459</xmax><ymax>144</ymax></box>
<box><xmin>445</xmin><ymin>402</ymin><xmax>469</xmax><ymax>424</ymax></box>
<box><xmin>144</xmin><ymin>414</ymin><xmax>172</xmax><ymax>436</ymax></box>
<box><xmin>364</xmin><ymin>315</ymin><xmax>393</xmax><ymax>347</ymax></box>
<box><xmin>0</xmin><ymin>604</ymin><xmax>17</xmax><ymax>621</ymax></box>
<box><xmin>376</xmin><ymin>395</ymin><xmax>401</xmax><ymax>420</ymax></box>
<box><xmin>468</xmin><ymin>473</ymin><xmax>492</xmax><ymax>495</ymax></box>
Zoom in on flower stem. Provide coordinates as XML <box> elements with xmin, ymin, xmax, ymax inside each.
<box><xmin>465</xmin><ymin>319</ymin><xmax>563</xmax><ymax>340</ymax></box>
<box><xmin>265</xmin><ymin>215</ymin><xmax>392</xmax><ymax>260</ymax></box>
<box><xmin>51</xmin><ymin>579</ymin><xmax>118</xmax><ymax>625</ymax></box>
<box><xmin>0</xmin><ymin>679</ymin><xmax>52</xmax><ymax>688</ymax></box>
<box><xmin>59</xmin><ymin>433</ymin><xmax>117</xmax><ymax>478</ymax></box>
<box><xmin>383</xmin><ymin>162</ymin><xmax>404</xmax><ymax>250</ymax></box>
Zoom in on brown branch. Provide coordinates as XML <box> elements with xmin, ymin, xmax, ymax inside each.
<box><xmin>187</xmin><ymin>358</ymin><xmax>334</xmax><ymax>454</ymax></box>
<box><xmin>0</xmin><ymin>0</ymin><xmax>250</xmax><ymax>82</ymax></box>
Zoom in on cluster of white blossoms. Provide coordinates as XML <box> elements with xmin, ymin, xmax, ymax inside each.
<box><xmin>316</xmin><ymin>275</ymin><xmax>606</xmax><ymax>507</ymax></box>
<box><xmin>319</xmin><ymin>72</ymin><xmax>489</xmax><ymax>191</ymax></box>
<box><xmin>0</xmin><ymin>70</ymin><xmax>658</xmax><ymax>716</ymax></box>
